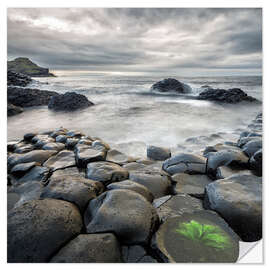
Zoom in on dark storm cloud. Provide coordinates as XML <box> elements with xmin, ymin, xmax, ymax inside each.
<box><xmin>7</xmin><ymin>8</ymin><xmax>262</xmax><ymax>75</ymax></box>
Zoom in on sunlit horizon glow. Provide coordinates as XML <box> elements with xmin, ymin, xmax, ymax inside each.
<box><xmin>7</xmin><ymin>8</ymin><xmax>262</xmax><ymax>76</ymax></box>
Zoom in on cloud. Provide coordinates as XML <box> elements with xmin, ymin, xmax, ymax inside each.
<box><xmin>7</xmin><ymin>8</ymin><xmax>262</xmax><ymax>75</ymax></box>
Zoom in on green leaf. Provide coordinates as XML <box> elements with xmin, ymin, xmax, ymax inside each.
<box><xmin>175</xmin><ymin>220</ymin><xmax>232</xmax><ymax>250</ymax></box>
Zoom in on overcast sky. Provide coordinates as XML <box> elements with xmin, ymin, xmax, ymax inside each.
<box><xmin>7</xmin><ymin>8</ymin><xmax>262</xmax><ymax>76</ymax></box>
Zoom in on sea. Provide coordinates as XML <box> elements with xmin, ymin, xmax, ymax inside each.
<box><xmin>7</xmin><ymin>72</ymin><xmax>262</xmax><ymax>159</ymax></box>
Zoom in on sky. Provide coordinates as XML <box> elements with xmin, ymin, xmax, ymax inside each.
<box><xmin>7</xmin><ymin>8</ymin><xmax>262</xmax><ymax>76</ymax></box>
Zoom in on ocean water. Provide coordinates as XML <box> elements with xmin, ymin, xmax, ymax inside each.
<box><xmin>7</xmin><ymin>72</ymin><xmax>262</xmax><ymax>158</ymax></box>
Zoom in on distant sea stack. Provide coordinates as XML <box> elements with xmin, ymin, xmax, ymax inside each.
<box><xmin>7</xmin><ymin>57</ymin><xmax>55</xmax><ymax>77</ymax></box>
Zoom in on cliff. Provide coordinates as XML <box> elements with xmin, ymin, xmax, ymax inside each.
<box><xmin>7</xmin><ymin>57</ymin><xmax>55</xmax><ymax>77</ymax></box>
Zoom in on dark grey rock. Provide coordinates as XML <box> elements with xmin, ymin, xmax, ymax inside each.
<box><xmin>151</xmin><ymin>211</ymin><xmax>239</xmax><ymax>262</ymax></box>
<box><xmin>43</xmin><ymin>150</ymin><xmax>76</xmax><ymax>171</ymax></box>
<box><xmin>107</xmin><ymin>180</ymin><xmax>154</xmax><ymax>202</ymax></box>
<box><xmin>7</xmin><ymin>150</ymin><xmax>57</xmax><ymax>171</ymax></box>
<box><xmin>14</xmin><ymin>144</ymin><xmax>35</xmax><ymax>154</ymax></box>
<box><xmin>50</xmin><ymin>233</ymin><xmax>122</xmax><ymax>263</ymax></box>
<box><xmin>106</xmin><ymin>149</ymin><xmax>135</xmax><ymax>164</ymax></box>
<box><xmin>129</xmin><ymin>172</ymin><xmax>171</xmax><ymax>199</ymax></box>
<box><xmin>216</xmin><ymin>165</ymin><xmax>253</xmax><ymax>179</ymax></box>
<box><xmin>65</xmin><ymin>138</ymin><xmax>79</xmax><ymax>149</ymax></box>
<box><xmin>121</xmin><ymin>245</ymin><xmax>157</xmax><ymax>263</ymax></box>
<box><xmin>162</xmin><ymin>153</ymin><xmax>207</xmax><ymax>175</ymax></box>
<box><xmin>55</xmin><ymin>135</ymin><xmax>68</xmax><ymax>143</ymax></box>
<box><xmin>48</xmin><ymin>92</ymin><xmax>94</xmax><ymax>111</ymax></box>
<box><xmin>249</xmin><ymin>149</ymin><xmax>262</xmax><ymax>176</ymax></box>
<box><xmin>206</xmin><ymin>149</ymin><xmax>249</xmax><ymax>178</ymax></box>
<box><xmin>8</xmin><ymin>199</ymin><xmax>83</xmax><ymax>262</ymax></box>
<box><xmin>147</xmin><ymin>145</ymin><xmax>171</xmax><ymax>161</ymax></box>
<box><xmin>242</xmin><ymin>139</ymin><xmax>262</xmax><ymax>157</ymax></box>
<box><xmin>172</xmin><ymin>173</ymin><xmax>212</xmax><ymax>198</ymax></box>
<box><xmin>13</xmin><ymin>166</ymin><xmax>51</xmax><ymax>185</ymax></box>
<box><xmin>42</xmin><ymin>142</ymin><xmax>65</xmax><ymax>151</ymax></box>
<box><xmin>10</xmin><ymin>161</ymin><xmax>37</xmax><ymax>177</ymax></box>
<box><xmin>8</xmin><ymin>86</ymin><xmax>59</xmax><ymax>107</ymax></box>
<box><xmin>11</xmin><ymin>181</ymin><xmax>44</xmax><ymax>208</ymax></box>
<box><xmin>84</xmin><ymin>189</ymin><xmax>159</xmax><ymax>245</ymax></box>
<box><xmin>153</xmin><ymin>194</ymin><xmax>204</xmax><ymax>222</ymax></box>
<box><xmin>75</xmin><ymin>144</ymin><xmax>107</xmax><ymax>168</ymax></box>
<box><xmin>7</xmin><ymin>70</ymin><xmax>32</xmax><ymax>87</ymax></box>
<box><xmin>151</xmin><ymin>78</ymin><xmax>191</xmax><ymax>93</ymax></box>
<box><xmin>41</xmin><ymin>175</ymin><xmax>103</xmax><ymax>212</ymax></box>
<box><xmin>204</xmin><ymin>174</ymin><xmax>262</xmax><ymax>241</ymax></box>
<box><xmin>198</xmin><ymin>88</ymin><xmax>257</xmax><ymax>103</ymax></box>
<box><xmin>8</xmin><ymin>103</ymin><xmax>23</xmax><ymax>116</ymax></box>
<box><xmin>86</xmin><ymin>161</ymin><xmax>129</xmax><ymax>185</ymax></box>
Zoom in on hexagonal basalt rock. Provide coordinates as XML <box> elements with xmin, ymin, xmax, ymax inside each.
<box><xmin>129</xmin><ymin>172</ymin><xmax>171</xmax><ymax>199</ymax></box>
<box><xmin>162</xmin><ymin>153</ymin><xmax>207</xmax><ymax>175</ymax></box>
<box><xmin>86</xmin><ymin>161</ymin><xmax>129</xmax><ymax>185</ymax></box>
<box><xmin>41</xmin><ymin>175</ymin><xmax>103</xmax><ymax>212</ymax></box>
<box><xmin>206</xmin><ymin>149</ymin><xmax>249</xmax><ymax>179</ymax></box>
<box><xmin>151</xmin><ymin>211</ymin><xmax>239</xmax><ymax>263</ymax></box>
<box><xmin>172</xmin><ymin>173</ymin><xmax>212</xmax><ymax>198</ymax></box>
<box><xmin>84</xmin><ymin>189</ymin><xmax>159</xmax><ymax>245</ymax></box>
<box><xmin>204</xmin><ymin>174</ymin><xmax>262</xmax><ymax>241</ymax></box>
<box><xmin>153</xmin><ymin>194</ymin><xmax>204</xmax><ymax>222</ymax></box>
<box><xmin>8</xmin><ymin>150</ymin><xmax>57</xmax><ymax>171</ymax></box>
<box><xmin>106</xmin><ymin>149</ymin><xmax>135</xmax><ymax>165</ymax></box>
<box><xmin>43</xmin><ymin>150</ymin><xmax>76</xmax><ymax>171</ymax></box>
<box><xmin>147</xmin><ymin>145</ymin><xmax>171</xmax><ymax>161</ymax></box>
<box><xmin>75</xmin><ymin>144</ymin><xmax>107</xmax><ymax>168</ymax></box>
<box><xmin>8</xmin><ymin>199</ymin><xmax>83</xmax><ymax>262</ymax></box>
<box><xmin>50</xmin><ymin>233</ymin><xmax>122</xmax><ymax>263</ymax></box>
<box><xmin>107</xmin><ymin>180</ymin><xmax>154</xmax><ymax>202</ymax></box>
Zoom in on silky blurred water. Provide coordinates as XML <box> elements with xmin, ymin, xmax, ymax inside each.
<box><xmin>7</xmin><ymin>72</ymin><xmax>262</xmax><ymax>157</ymax></box>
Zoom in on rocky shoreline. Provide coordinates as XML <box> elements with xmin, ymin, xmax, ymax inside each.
<box><xmin>7</xmin><ymin>112</ymin><xmax>262</xmax><ymax>263</ymax></box>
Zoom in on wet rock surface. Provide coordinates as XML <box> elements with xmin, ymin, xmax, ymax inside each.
<box><xmin>151</xmin><ymin>78</ymin><xmax>191</xmax><ymax>93</ymax></box>
<box><xmin>162</xmin><ymin>153</ymin><xmax>207</xmax><ymax>175</ymax></box>
<box><xmin>7</xmin><ymin>115</ymin><xmax>262</xmax><ymax>262</ymax></box>
<box><xmin>8</xmin><ymin>86</ymin><xmax>59</xmax><ymax>107</ymax></box>
<box><xmin>48</xmin><ymin>92</ymin><xmax>94</xmax><ymax>111</ymax></box>
<box><xmin>8</xmin><ymin>199</ymin><xmax>83</xmax><ymax>262</ymax></box>
<box><xmin>129</xmin><ymin>172</ymin><xmax>171</xmax><ymax>199</ymax></box>
<box><xmin>153</xmin><ymin>194</ymin><xmax>204</xmax><ymax>222</ymax></box>
<box><xmin>172</xmin><ymin>173</ymin><xmax>212</xmax><ymax>198</ymax></box>
<box><xmin>107</xmin><ymin>180</ymin><xmax>154</xmax><ymax>202</ymax></box>
<box><xmin>84</xmin><ymin>189</ymin><xmax>159</xmax><ymax>245</ymax></box>
<box><xmin>7</xmin><ymin>70</ymin><xmax>32</xmax><ymax>87</ymax></box>
<box><xmin>147</xmin><ymin>145</ymin><xmax>171</xmax><ymax>161</ymax></box>
<box><xmin>204</xmin><ymin>174</ymin><xmax>262</xmax><ymax>242</ymax></box>
<box><xmin>86</xmin><ymin>161</ymin><xmax>129</xmax><ymax>185</ymax></box>
<box><xmin>151</xmin><ymin>211</ymin><xmax>239</xmax><ymax>262</ymax></box>
<box><xmin>198</xmin><ymin>87</ymin><xmax>257</xmax><ymax>103</ymax></box>
<box><xmin>50</xmin><ymin>233</ymin><xmax>122</xmax><ymax>263</ymax></box>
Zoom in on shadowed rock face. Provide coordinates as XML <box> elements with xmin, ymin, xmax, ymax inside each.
<box><xmin>8</xmin><ymin>199</ymin><xmax>83</xmax><ymax>263</ymax></box>
<box><xmin>7</xmin><ymin>103</ymin><xmax>23</xmax><ymax>116</ymax></box>
<box><xmin>8</xmin><ymin>86</ymin><xmax>59</xmax><ymax>107</ymax></box>
<box><xmin>198</xmin><ymin>88</ymin><xmax>257</xmax><ymax>103</ymax></box>
<box><xmin>48</xmin><ymin>92</ymin><xmax>94</xmax><ymax>111</ymax></box>
<box><xmin>8</xmin><ymin>57</ymin><xmax>55</xmax><ymax>77</ymax></box>
<box><xmin>150</xmin><ymin>78</ymin><xmax>191</xmax><ymax>93</ymax></box>
<box><xmin>50</xmin><ymin>233</ymin><xmax>123</xmax><ymax>263</ymax></box>
<box><xmin>204</xmin><ymin>174</ymin><xmax>262</xmax><ymax>242</ymax></box>
<box><xmin>7</xmin><ymin>70</ymin><xmax>32</xmax><ymax>87</ymax></box>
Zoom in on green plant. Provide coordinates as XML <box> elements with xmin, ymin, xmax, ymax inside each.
<box><xmin>175</xmin><ymin>220</ymin><xmax>231</xmax><ymax>250</ymax></box>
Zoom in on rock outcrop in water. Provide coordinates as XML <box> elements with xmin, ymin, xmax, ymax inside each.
<box><xmin>8</xmin><ymin>86</ymin><xmax>59</xmax><ymax>108</ymax></box>
<box><xmin>7</xmin><ymin>70</ymin><xmax>32</xmax><ymax>87</ymax></box>
<box><xmin>198</xmin><ymin>87</ymin><xmax>258</xmax><ymax>103</ymax></box>
<box><xmin>7</xmin><ymin>113</ymin><xmax>262</xmax><ymax>262</ymax></box>
<box><xmin>48</xmin><ymin>92</ymin><xmax>94</xmax><ymax>111</ymax></box>
<box><xmin>8</xmin><ymin>57</ymin><xmax>55</xmax><ymax>77</ymax></box>
<box><xmin>150</xmin><ymin>78</ymin><xmax>191</xmax><ymax>93</ymax></box>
